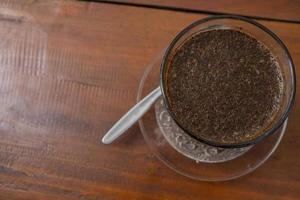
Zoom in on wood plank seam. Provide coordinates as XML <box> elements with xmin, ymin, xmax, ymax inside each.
<box><xmin>83</xmin><ymin>0</ymin><xmax>300</xmax><ymax>24</ymax></box>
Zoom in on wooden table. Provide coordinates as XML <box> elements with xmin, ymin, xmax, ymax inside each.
<box><xmin>0</xmin><ymin>1</ymin><xmax>299</xmax><ymax>199</ymax></box>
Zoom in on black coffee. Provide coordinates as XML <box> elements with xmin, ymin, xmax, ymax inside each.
<box><xmin>165</xmin><ymin>29</ymin><xmax>283</xmax><ymax>145</ymax></box>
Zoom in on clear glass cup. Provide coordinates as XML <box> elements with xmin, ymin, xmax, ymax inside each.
<box><xmin>160</xmin><ymin>15</ymin><xmax>296</xmax><ymax>148</ymax></box>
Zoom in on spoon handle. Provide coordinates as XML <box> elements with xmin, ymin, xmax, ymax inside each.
<box><xmin>101</xmin><ymin>87</ymin><xmax>162</xmax><ymax>144</ymax></box>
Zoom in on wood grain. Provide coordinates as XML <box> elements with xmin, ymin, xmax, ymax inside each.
<box><xmin>0</xmin><ymin>0</ymin><xmax>299</xmax><ymax>200</ymax></box>
<box><xmin>106</xmin><ymin>0</ymin><xmax>300</xmax><ymax>22</ymax></box>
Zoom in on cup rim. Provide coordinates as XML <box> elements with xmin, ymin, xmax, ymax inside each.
<box><xmin>160</xmin><ymin>15</ymin><xmax>296</xmax><ymax>148</ymax></box>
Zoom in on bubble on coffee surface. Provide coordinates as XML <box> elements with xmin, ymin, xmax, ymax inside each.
<box><xmin>155</xmin><ymin>98</ymin><xmax>252</xmax><ymax>163</ymax></box>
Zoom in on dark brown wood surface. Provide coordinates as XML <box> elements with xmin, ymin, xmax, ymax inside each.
<box><xmin>107</xmin><ymin>0</ymin><xmax>300</xmax><ymax>22</ymax></box>
<box><xmin>0</xmin><ymin>1</ymin><xmax>299</xmax><ymax>200</ymax></box>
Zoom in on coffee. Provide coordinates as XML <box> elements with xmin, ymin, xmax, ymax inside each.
<box><xmin>164</xmin><ymin>29</ymin><xmax>283</xmax><ymax>146</ymax></box>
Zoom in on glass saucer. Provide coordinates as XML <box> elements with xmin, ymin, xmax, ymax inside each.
<box><xmin>137</xmin><ymin>53</ymin><xmax>287</xmax><ymax>181</ymax></box>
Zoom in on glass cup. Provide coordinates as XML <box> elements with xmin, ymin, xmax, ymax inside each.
<box><xmin>160</xmin><ymin>15</ymin><xmax>296</xmax><ymax>148</ymax></box>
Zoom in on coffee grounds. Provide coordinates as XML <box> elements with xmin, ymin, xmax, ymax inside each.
<box><xmin>165</xmin><ymin>29</ymin><xmax>283</xmax><ymax>145</ymax></box>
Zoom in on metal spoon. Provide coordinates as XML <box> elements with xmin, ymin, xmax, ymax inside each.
<box><xmin>101</xmin><ymin>87</ymin><xmax>161</xmax><ymax>144</ymax></box>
